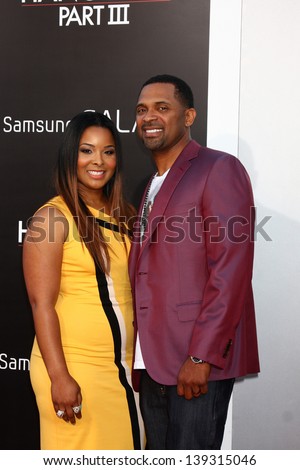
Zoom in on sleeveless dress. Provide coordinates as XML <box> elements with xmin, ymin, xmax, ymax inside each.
<box><xmin>29</xmin><ymin>196</ymin><xmax>143</xmax><ymax>450</ymax></box>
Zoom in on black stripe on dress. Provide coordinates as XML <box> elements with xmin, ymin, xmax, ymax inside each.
<box><xmin>97</xmin><ymin>219</ymin><xmax>120</xmax><ymax>233</ymax></box>
<box><xmin>95</xmin><ymin>222</ymin><xmax>141</xmax><ymax>449</ymax></box>
<box><xmin>96</xmin><ymin>218</ymin><xmax>132</xmax><ymax>238</ymax></box>
<box><xmin>95</xmin><ymin>266</ymin><xmax>141</xmax><ymax>449</ymax></box>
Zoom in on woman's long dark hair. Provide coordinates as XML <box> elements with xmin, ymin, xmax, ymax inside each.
<box><xmin>55</xmin><ymin>111</ymin><xmax>135</xmax><ymax>273</ymax></box>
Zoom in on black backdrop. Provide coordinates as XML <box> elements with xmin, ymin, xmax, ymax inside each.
<box><xmin>0</xmin><ymin>0</ymin><xmax>210</xmax><ymax>449</ymax></box>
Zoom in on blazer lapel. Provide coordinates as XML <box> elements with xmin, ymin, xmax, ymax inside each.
<box><xmin>138</xmin><ymin>140</ymin><xmax>200</xmax><ymax>258</ymax></box>
<box><xmin>129</xmin><ymin>179</ymin><xmax>153</xmax><ymax>283</ymax></box>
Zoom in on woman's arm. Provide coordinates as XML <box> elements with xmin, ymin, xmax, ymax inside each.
<box><xmin>23</xmin><ymin>206</ymin><xmax>82</xmax><ymax>424</ymax></box>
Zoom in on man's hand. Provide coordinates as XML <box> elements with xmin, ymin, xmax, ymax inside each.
<box><xmin>177</xmin><ymin>357</ymin><xmax>211</xmax><ymax>400</ymax></box>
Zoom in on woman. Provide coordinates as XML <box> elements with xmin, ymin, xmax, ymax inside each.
<box><xmin>23</xmin><ymin>111</ymin><xmax>143</xmax><ymax>450</ymax></box>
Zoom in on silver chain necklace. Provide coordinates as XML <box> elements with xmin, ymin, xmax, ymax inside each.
<box><xmin>140</xmin><ymin>174</ymin><xmax>155</xmax><ymax>238</ymax></box>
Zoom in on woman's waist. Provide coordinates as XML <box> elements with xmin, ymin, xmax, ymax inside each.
<box><xmin>31</xmin><ymin>338</ymin><xmax>133</xmax><ymax>364</ymax></box>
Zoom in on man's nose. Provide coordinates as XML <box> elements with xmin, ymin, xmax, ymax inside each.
<box><xmin>143</xmin><ymin>109</ymin><xmax>157</xmax><ymax>122</ymax></box>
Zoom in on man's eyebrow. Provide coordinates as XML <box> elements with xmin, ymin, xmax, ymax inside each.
<box><xmin>136</xmin><ymin>100</ymin><xmax>170</xmax><ymax>108</ymax></box>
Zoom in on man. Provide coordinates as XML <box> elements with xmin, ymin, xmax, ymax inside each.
<box><xmin>129</xmin><ymin>74</ymin><xmax>260</xmax><ymax>450</ymax></box>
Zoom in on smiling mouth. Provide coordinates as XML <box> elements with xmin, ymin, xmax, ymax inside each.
<box><xmin>144</xmin><ymin>128</ymin><xmax>163</xmax><ymax>135</ymax></box>
<box><xmin>88</xmin><ymin>170</ymin><xmax>104</xmax><ymax>176</ymax></box>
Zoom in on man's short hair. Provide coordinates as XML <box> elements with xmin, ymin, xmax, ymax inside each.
<box><xmin>141</xmin><ymin>74</ymin><xmax>194</xmax><ymax>109</ymax></box>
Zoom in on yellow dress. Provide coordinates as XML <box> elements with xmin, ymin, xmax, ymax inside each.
<box><xmin>30</xmin><ymin>196</ymin><xmax>143</xmax><ymax>450</ymax></box>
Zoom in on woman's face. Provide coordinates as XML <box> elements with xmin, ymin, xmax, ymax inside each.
<box><xmin>77</xmin><ymin>125</ymin><xmax>117</xmax><ymax>196</ymax></box>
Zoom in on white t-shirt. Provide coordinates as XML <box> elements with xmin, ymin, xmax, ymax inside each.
<box><xmin>134</xmin><ymin>169</ymin><xmax>170</xmax><ymax>370</ymax></box>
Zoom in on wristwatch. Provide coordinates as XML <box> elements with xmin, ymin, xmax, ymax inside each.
<box><xmin>190</xmin><ymin>356</ymin><xmax>206</xmax><ymax>364</ymax></box>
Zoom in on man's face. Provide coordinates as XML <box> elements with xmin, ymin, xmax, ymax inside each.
<box><xmin>135</xmin><ymin>82</ymin><xmax>190</xmax><ymax>153</ymax></box>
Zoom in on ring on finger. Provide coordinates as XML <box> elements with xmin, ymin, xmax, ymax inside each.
<box><xmin>56</xmin><ymin>410</ymin><xmax>65</xmax><ymax>418</ymax></box>
<box><xmin>72</xmin><ymin>405</ymin><xmax>82</xmax><ymax>414</ymax></box>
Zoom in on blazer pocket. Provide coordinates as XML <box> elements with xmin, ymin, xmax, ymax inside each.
<box><xmin>176</xmin><ymin>301</ymin><xmax>202</xmax><ymax>322</ymax></box>
<box><xmin>165</xmin><ymin>202</ymin><xmax>198</xmax><ymax>216</ymax></box>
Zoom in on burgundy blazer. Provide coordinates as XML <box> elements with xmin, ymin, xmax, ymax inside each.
<box><xmin>129</xmin><ymin>140</ymin><xmax>260</xmax><ymax>387</ymax></box>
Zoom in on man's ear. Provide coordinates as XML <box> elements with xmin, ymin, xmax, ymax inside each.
<box><xmin>185</xmin><ymin>108</ymin><xmax>197</xmax><ymax>127</ymax></box>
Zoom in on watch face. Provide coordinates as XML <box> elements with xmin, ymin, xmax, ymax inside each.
<box><xmin>190</xmin><ymin>356</ymin><xmax>206</xmax><ymax>364</ymax></box>
<box><xmin>191</xmin><ymin>356</ymin><xmax>201</xmax><ymax>363</ymax></box>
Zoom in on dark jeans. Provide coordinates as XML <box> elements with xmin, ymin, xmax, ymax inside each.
<box><xmin>140</xmin><ymin>370</ymin><xmax>235</xmax><ymax>450</ymax></box>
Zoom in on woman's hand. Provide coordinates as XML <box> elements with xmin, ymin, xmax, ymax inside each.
<box><xmin>52</xmin><ymin>373</ymin><xmax>82</xmax><ymax>424</ymax></box>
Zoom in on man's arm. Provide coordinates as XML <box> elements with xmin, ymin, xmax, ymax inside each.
<box><xmin>177</xmin><ymin>154</ymin><xmax>255</xmax><ymax>398</ymax></box>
